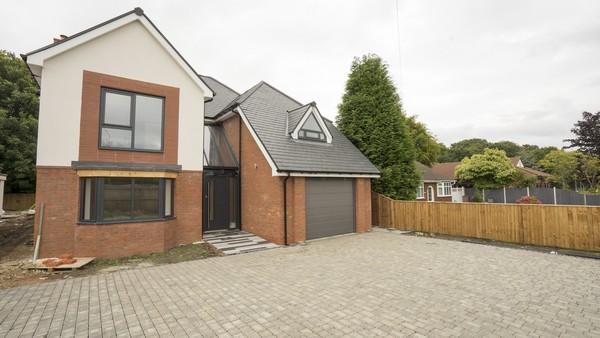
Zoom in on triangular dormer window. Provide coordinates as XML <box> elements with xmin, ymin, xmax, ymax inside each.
<box><xmin>299</xmin><ymin>113</ymin><xmax>326</xmax><ymax>142</ymax></box>
<box><xmin>289</xmin><ymin>103</ymin><xmax>332</xmax><ymax>143</ymax></box>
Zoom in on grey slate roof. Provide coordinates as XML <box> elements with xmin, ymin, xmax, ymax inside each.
<box><xmin>200</xmin><ymin>75</ymin><xmax>239</xmax><ymax>118</ymax></box>
<box><xmin>287</xmin><ymin>103</ymin><xmax>311</xmax><ymax>134</ymax></box>
<box><xmin>237</xmin><ymin>82</ymin><xmax>379</xmax><ymax>174</ymax></box>
<box><xmin>416</xmin><ymin>162</ymin><xmax>454</xmax><ymax>181</ymax></box>
<box><xmin>227</xmin><ymin>82</ymin><xmax>379</xmax><ymax>175</ymax></box>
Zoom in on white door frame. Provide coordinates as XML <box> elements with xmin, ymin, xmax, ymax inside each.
<box><xmin>427</xmin><ymin>186</ymin><xmax>435</xmax><ymax>202</ymax></box>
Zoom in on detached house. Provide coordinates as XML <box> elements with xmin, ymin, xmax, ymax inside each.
<box><xmin>23</xmin><ymin>8</ymin><xmax>379</xmax><ymax>258</ymax></box>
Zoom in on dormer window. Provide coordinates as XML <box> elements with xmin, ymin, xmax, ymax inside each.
<box><xmin>299</xmin><ymin>113</ymin><xmax>326</xmax><ymax>142</ymax></box>
<box><xmin>289</xmin><ymin>103</ymin><xmax>333</xmax><ymax>143</ymax></box>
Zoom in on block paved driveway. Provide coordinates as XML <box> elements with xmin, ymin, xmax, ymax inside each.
<box><xmin>1</xmin><ymin>229</ymin><xmax>600</xmax><ymax>337</ymax></box>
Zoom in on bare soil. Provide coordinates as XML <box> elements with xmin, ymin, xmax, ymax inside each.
<box><xmin>0</xmin><ymin>213</ymin><xmax>221</xmax><ymax>290</ymax></box>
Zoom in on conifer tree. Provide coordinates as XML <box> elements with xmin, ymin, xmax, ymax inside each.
<box><xmin>337</xmin><ymin>54</ymin><xmax>419</xmax><ymax>199</ymax></box>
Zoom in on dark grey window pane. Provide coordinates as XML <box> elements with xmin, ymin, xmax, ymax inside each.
<box><xmin>101</xmin><ymin>128</ymin><xmax>132</xmax><ymax>148</ymax></box>
<box><xmin>134</xmin><ymin>95</ymin><xmax>163</xmax><ymax>150</ymax></box>
<box><xmin>133</xmin><ymin>178</ymin><xmax>159</xmax><ymax>219</ymax></box>
<box><xmin>103</xmin><ymin>178</ymin><xmax>132</xmax><ymax>221</ymax></box>
<box><xmin>104</xmin><ymin>92</ymin><xmax>131</xmax><ymax>126</ymax></box>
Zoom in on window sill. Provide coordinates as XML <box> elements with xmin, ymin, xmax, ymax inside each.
<box><xmin>98</xmin><ymin>147</ymin><xmax>164</xmax><ymax>153</ymax></box>
<box><xmin>78</xmin><ymin>216</ymin><xmax>176</xmax><ymax>225</ymax></box>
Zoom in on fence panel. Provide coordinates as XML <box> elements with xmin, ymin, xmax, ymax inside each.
<box><xmin>3</xmin><ymin>193</ymin><xmax>35</xmax><ymax>211</ymax></box>
<box><xmin>373</xmin><ymin>193</ymin><xmax>600</xmax><ymax>252</ymax></box>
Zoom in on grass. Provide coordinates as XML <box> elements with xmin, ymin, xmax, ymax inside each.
<box><xmin>88</xmin><ymin>242</ymin><xmax>219</xmax><ymax>270</ymax></box>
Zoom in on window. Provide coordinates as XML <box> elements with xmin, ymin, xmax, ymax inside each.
<box><xmin>81</xmin><ymin>177</ymin><xmax>174</xmax><ymax>223</ymax></box>
<box><xmin>100</xmin><ymin>88</ymin><xmax>164</xmax><ymax>151</ymax></box>
<box><xmin>298</xmin><ymin>113</ymin><xmax>326</xmax><ymax>142</ymax></box>
<box><xmin>437</xmin><ymin>181</ymin><xmax>452</xmax><ymax>197</ymax></box>
<box><xmin>203</xmin><ymin>125</ymin><xmax>237</xmax><ymax>167</ymax></box>
<box><xmin>417</xmin><ymin>182</ymin><xmax>424</xmax><ymax>199</ymax></box>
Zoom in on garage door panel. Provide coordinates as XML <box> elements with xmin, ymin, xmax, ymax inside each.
<box><xmin>306</xmin><ymin>178</ymin><xmax>355</xmax><ymax>240</ymax></box>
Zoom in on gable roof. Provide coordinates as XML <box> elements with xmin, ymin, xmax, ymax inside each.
<box><xmin>208</xmin><ymin>80</ymin><xmax>379</xmax><ymax>176</ymax></box>
<box><xmin>23</xmin><ymin>7</ymin><xmax>213</xmax><ymax>100</ymax></box>
<box><xmin>200</xmin><ymin>75</ymin><xmax>239</xmax><ymax>118</ymax></box>
<box><xmin>416</xmin><ymin>162</ymin><xmax>455</xmax><ymax>181</ymax></box>
<box><xmin>432</xmin><ymin>162</ymin><xmax>461</xmax><ymax>180</ymax></box>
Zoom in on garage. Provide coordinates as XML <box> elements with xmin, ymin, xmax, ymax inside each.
<box><xmin>305</xmin><ymin>178</ymin><xmax>355</xmax><ymax>240</ymax></box>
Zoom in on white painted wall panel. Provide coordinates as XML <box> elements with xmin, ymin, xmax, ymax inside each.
<box><xmin>36</xmin><ymin>21</ymin><xmax>205</xmax><ymax>170</ymax></box>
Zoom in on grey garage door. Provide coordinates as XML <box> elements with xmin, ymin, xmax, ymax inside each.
<box><xmin>305</xmin><ymin>178</ymin><xmax>355</xmax><ymax>240</ymax></box>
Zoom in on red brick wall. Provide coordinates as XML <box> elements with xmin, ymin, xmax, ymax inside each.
<box><xmin>355</xmin><ymin>178</ymin><xmax>372</xmax><ymax>233</ymax></box>
<box><xmin>79</xmin><ymin>71</ymin><xmax>180</xmax><ymax>164</ymax></box>
<box><xmin>286</xmin><ymin>177</ymin><xmax>306</xmax><ymax>243</ymax></box>
<box><xmin>238</xmin><ymin>119</ymin><xmax>285</xmax><ymax>244</ymax></box>
<box><xmin>34</xmin><ymin>167</ymin><xmax>202</xmax><ymax>258</ymax></box>
<box><xmin>34</xmin><ymin>167</ymin><xmax>79</xmax><ymax>257</ymax></box>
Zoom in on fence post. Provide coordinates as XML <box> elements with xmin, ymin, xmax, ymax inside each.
<box><xmin>526</xmin><ymin>187</ymin><xmax>530</xmax><ymax>197</ymax></box>
<box><xmin>553</xmin><ymin>187</ymin><xmax>557</xmax><ymax>205</ymax></box>
<box><xmin>584</xmin><ymin>193</ymin><xmax>587</xmax><ymax>206</ymax></box>
<box><xmin>0</xmin><ymin>173</ymin><xmax>5</xmax><ymax>216</ymax></box>
<box><xmin>503</xmin><ymin>187</ymin><xmax>507</xmax><ymax>204</ymax></box>
<box><xmin>482</xmin><ymin>189</ymin><xmax>485</xmax><ymax>201</ymax></box>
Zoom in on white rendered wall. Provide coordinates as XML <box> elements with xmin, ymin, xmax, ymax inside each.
<box><xmin>36</xmin><ymin>21</ymin><xmax>205</xmax><ymax>170</ymax></box>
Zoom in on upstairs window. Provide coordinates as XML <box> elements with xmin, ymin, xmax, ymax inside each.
<box><xmin>298</xmin><ymin>113</ymin><xmax>326</xmax><ymax>142</ymax></box>
<box><xmin>100</xmin><ymin>88</ymin><xmax>164</xmax><ymax>151</ymax></box>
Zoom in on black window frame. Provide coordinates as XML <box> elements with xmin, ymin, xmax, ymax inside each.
<box><xmin>80</xmin><ymin>177</ymin><xmax>175</xmax><ymax>224</ymax></box>
<box><xmin>99</xmin><ymin>88</ymin><xmax>166</xmax><ymax>152</ymax></box>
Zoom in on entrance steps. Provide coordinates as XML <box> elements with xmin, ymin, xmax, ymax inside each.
<box><xmin>203</xmin><ymin>231</ymin><xmax>279</xmax><ymax>255</ymax></box>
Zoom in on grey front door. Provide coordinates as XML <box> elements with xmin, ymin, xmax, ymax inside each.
<box><xmin>203</xmin><ymin>171</ymin><xmax>239</xmax><ymax>232</ymax></box>
<box><xmin>305</xmin><ymin>178</ymin><xmax>355</xmax><ymax>240</ymax></box>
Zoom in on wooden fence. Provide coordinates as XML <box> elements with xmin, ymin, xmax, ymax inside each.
<box><xmin>372</xmin><ymin>193</ymin><xmax>600</xmax><ymax>252</ymax></box>
<box><xmin>3</xmin><ymin>193</ymin><xmax>36</xmax><ymax>211</ymax></box>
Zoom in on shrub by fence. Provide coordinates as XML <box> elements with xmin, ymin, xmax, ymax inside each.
<box><xmin>3</xmin><ymin>193</ymin><xmax>35</xmax><ymax>211</ymax></box>
<box><xmin>464</xmin><ymin>187</ymin><xmax>600</xmax><ymax>206</ymax></box>
<box><xmin>372</xmin><ymin>193</ymin><xmax>600</xmax><ymax>252</ymax></box>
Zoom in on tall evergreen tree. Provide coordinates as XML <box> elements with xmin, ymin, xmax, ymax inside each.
<box><xmin>336</xmin><ymin>54</ymin><xmax>419</xmax><ymax>199</ymax></box>
<box><xmin>0</xmin><ymin>50</ymin><xmax>39</xmax><ymax>193</ymax></box>
<box><xmin>406</xmin><ymin>115</ymin><xmax>442</xmax><ymax>166</ymax></box>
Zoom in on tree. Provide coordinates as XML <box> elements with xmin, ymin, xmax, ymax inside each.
<box><xmin>518</xmin><ymin>144</ymin><xmax>557</xmax><ymax>170</ymax></box>
<box><xmin>538</xmin><ymin>150</ymin><xmax>579</xmax><ymax>189</ymax></box>
<box><xmin>337</xmin><ymin>54</ymin><xmax>420</xmax><ymax>199</ymax></box>
<box><xmin>0</xmin><ymin>50</ymin><xmax>39</xmax><ymax>193</ymax></box>
<box><xmin>440</xmin><ymin>138</ymin><xmax>491</xmax><ymax>162</ymax></box>
<box><xmin>577</xmin><ymin>153</ymin><xmax>600</xmax><ymax>191</ymax></box>
<box><xmin>405</xmin><ymin>115</ymin><xmax>442</xmax><ymax>166</ymax></box>
<box><xmin>455</xmin><ymin>148</ymin><xmax>516</xmax><ymax>189</ymax></box>
<box><xmin>564</xmin><ymin>111</ymin><xmax>600</xmax><ymax>157</ymax></box>
<box><xmin>489</xmin><ymin>141</ymin><xmax>522</xmax><ymax>157</ymax></box>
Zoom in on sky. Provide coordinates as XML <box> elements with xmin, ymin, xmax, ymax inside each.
<box><xmin>2</xmin><ymin>0</ymin><xmax>599</xmax><ymax>148</ymax></box>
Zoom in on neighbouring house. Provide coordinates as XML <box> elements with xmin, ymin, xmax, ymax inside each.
<box><xmin>429</xmin><ymin>157</ymin><xmax>549</xmax><ymax>192</ymax></box>
<box><xmin>509</xmin><ymin>157</ymin><xmax>550</xmax><ymax>188</ymax></box>
<box><xmin>23</xmin><ymin>8</ymin><xmax>379</xmax><ymax>258</ymax></box>
<box><xmin>415</xmin><ymin>162</ymin><xmax>459</xmax><ymax>202</ymax></box>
